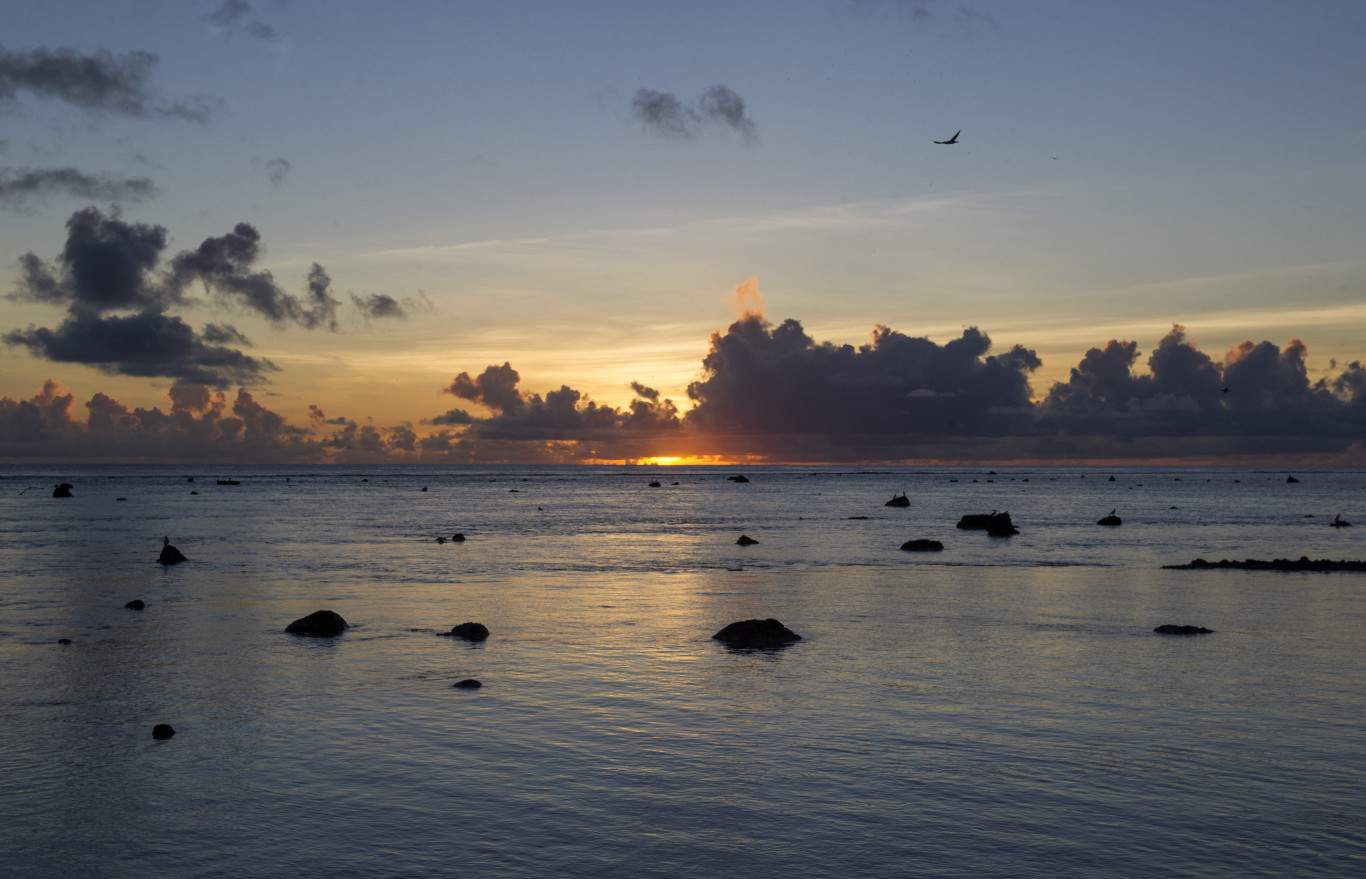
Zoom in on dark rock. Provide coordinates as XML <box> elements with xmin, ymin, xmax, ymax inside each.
<box><xmin>648</xmin><ymin>480</ymin><xmax>662</xmax><ymax>488</ymax></box>
<box><xmin>900</xmin><ymin>539</ymin><xmax>944</xmax><ymax>552</ymax></box>
<box><xmin>421</xmin><ymin>486</ymin><xmax>428</xmax><ymax>492</ymax></box>
<box><xmin>1108</xmin><ymin>475</ymin><xmax>1116</xmax><ymax>482</ymax></box>
<box><xmin>987</xmin><ymin>516</ymin><xmax>1019</xmax><ymax>537</ymax></box>
<box><xmin>186</xmin><ymin>477</ymin><xmax>194</xmax><ymax>483</ymax></box>
<box><xmin>125</xmin><ymin>599</ymin><xmax>145</xmax><ymax>610</ymax></box>
<box><xmin>1154</xmin><ymin>624</ymin><xmax>1214</xmax><ymax>636</ymax></box>
<box><xmin>727</xmin><ymin>474</ymin><xmax>750</xmax><ymax>483</ymax></box>
<box><xmin>712</xmin><ymin>618</ymin><xmax>802</xmax><ymax>649</ymax></box>
<box><xmin>956</xmin><ymin>513</ymin><xmax>996</xmax><ymax>530</ymax></box>
<box><xmin>1164</xmin><ymin>557</ymin><xmax>1366</xmax><ymax>572</ymax></box>
<box><xmin>216</xmin><ymin>479</ymin><xmax>240</xmax><ymax>486</ymax></box>
<box><xmin>443</xmin><ymin>622</ymin><xmax>490</xmax><ymax>642</ymax></box>
<box><xmin>57</xmin><ymin>638</ymin><xmax>72</xmax><ymax>645</ymax></box>
<box><xmin>436</xmin><ymin>536</ymin><xmax>446</xmax><ymax>544</ymax></box>
<box><xmin>451</xmin><ymin>532</ymin><xmax>466</xmax><ymax>542</ymax></box>
<box><xmin>151</xmin><ymin>724</ymin><xmax>176</xmax><ymax>740</ymax></box>
<box><xmin>1330</xmin><ymin>515</ymin><xmax>1352</xmax><ymax>528</ymax></box>
<box><xmin>116</xmin><ymin>497</ymin><xmax>128</xmax><ymax>502</ymax></box>
<box><xmin>452</xmin><ymin>678</ymin><xmax>483</xmax><ymax>689</ymax></box>
<box><xmin>158</xmin><ymin>538</ymin><xmax>188</xmax><ymax>566</ymax></box>
<box><xmin>190</xmin><ymin>490</ymin><xmax>199</xmax><ymax>495</ymax></box>
<box><xmin>52</xmin><ymin>482</ymin><xmax>74</xmax><ymax>498</ymax></box>
<box><xmin>957</xmin><ymin>511</ymin><xmax>1020</xmax><ymax>536</ymax></box>
<box><xmin>848</xmin><ymin>515</ymin><xmax>869</xmax><ymax>520</ymax></box>
<box><xmin>1097</xmin><ymin>511</ymin><xmax>1122</xmax><ymax>526</ymax></box>
<box><xmin>736</xmin><ymin>534</ymin><xmax>759</xmax><ymax>546</ymax></box>
<box><xmin>1286</xmin><ymin>475</ymin><xmax>1300</xmax><ymax>483</ymax></box>
<box><xmin>885</xmin><ymin>492</ymin><xmax>910</xmax><ymax>508</ymax></box>
<box><xmin>285</xmin><ymin>609</ymin><xmax>350</xmax><ymax>637</ymax></box>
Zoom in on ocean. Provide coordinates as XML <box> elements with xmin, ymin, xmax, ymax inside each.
<box><xmin>1</xmin><ymin>465</ymin><xmax>1363</xmax><ymax>877</ymax></box>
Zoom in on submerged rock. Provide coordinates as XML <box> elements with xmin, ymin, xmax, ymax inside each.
<box><xmin>900</xmin><ymin>539</ymin><xmax>944</xmax><ymax>552</ymax></box>
<box><xmin>285</xmin><ymin>609</ymin><xmax>350</xmax><ymax>637</ymax></box>
<box><xmin>452</xmin><ymin>678</ymin><xmax>483</xmax><ymax>689</ymax></box>
<box><xmin>648</xmin><ymin>480</ymin><xmax>662</xmax><ymax>488</ymax></box>
<box><xmin>713</xmin><ymin>618</ymin><xmax>802</xmax><ymax>649</ymax></box>
<box><xmin>885</xmin><ymin>492</ymin><xmax>910</xmax><ymax>508</ymax></box>
<box><xmin>1164</xmin><ymin>557</ymin><xmax>1366</xmax><ymax>572</ymax></box>
<box><xmin>1097</xmin><ymin>510</ymin><xmax>1122</xmax><ymax>527</ymax></box>
<box><xmin>116</xmin><ymin>497</ymin><xmax>128</xmax><ymax>502</ymax></box>
<box><xmin>735</xmin><ymin>534</ymin><xmax>759</xmax><ymax>546</ymax></box>
<box><xmin>52</xmin><ymin>483</ymin><xmax>74</xmax><ymax>498</ymax></box>
<box><xmin>125</xmin><ymin>599</ymin><xmax>145</xmax><ymax>610</ymax></box>
<box><xmin>1286</xmin><ymin>475</ymin><xmax>1300</xmax><ymax>483</ymax></box>
<box><xmin>727</xmin><ymin>474</ymin><xmax>750</xmax><ymax>483</ymax></box>
<box><xmin>451</xmin><ymin>532</ymin><xmax>466</xmax><ymax>542</ymax></box>
<box><xmin>443</xmin><ymin>622</ymin><xmax>490</xmax><ymax>642</ymax></box>
<box><xmin>158</xmin><ymin>537</ymin><xmax>188</xmax><ymax>566</ymax></box>
<box><xmin>57</xmin><ymin>638</ymin><xmax>72</xmax><ymax>645</ymax></box>
<box><xmin>151</xmin><ymin>724</ymin><xmax>176</xmax><ymax>740</ymax></box>
<box><xmin>1154</xmin><ymin>624</ymin><xmax>1214</xmax><ymax>636</ymax></box>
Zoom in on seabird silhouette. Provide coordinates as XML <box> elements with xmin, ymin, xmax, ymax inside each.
<box><xmin>934</xmin><ymin>130</ymin><xmax>961</xmax><ymax>145</ymax></box>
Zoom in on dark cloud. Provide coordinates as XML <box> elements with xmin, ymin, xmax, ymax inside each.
<box><xmin>685</xmin><ymin>316</ymin><xmax>1039</xmax><ymax>447</ymax></box>
<box><xmin>428</xmin><ymin>408</ymin><xmax>474</xmax><ymax>426</ymax></box>
<box><xmin>0</xmin><ymin>46</ymin><xmax>216</xmax><ymax>121</ymax></box>
<box><xmin>630</xmin><ymin>85</ymin><xmax>758</xmax><ymax>141</ymax></box>
<box><xmin>445</xmin><ymin>362</ymin><xmax>525</xmax><ymax>413</ymax></box>
<box><xmin>206</xmin><ymin>0</ymin><xmax>279</xmax><ymax>42</ymax></box>
<box><xmin>630</xmin><ymin>381</ymin><xmax>660</xmax><ymax>401</ymax></box>
<box><xmin>697</xmin><ymin>85</ymin><xmax>757</xmax><ymax>141</ymax></box>
<box><xmin>168</xmin><ymin>227</ymin><xmax>340</xmax><ymax>330</ymax></box>
<box><xmin>201</xmin><ymin>322</ymin><xmax>252</xmax><ymax>347</ymax></box>
<box><xmin>350</xmin><ymin>292</ymin><xmax>407</xmax><ymax>320</ymax></box>
<box><xmin>10</xmin><ymin>206</ymin><xmax>177</xmax><ymax>312</ymax></box>
<box><xmin>5</xmin><ymin>206</ymin><xmax>344</xmax><ymax>385</ymax></box>
<box><xmin>3</xmin><ymin>310</ymin><xmax>275</xmax><ymax>386</ymax></box>
<box><xmin>265</xmin><ymin>157</ymin><xmax>290</xmax><ymax>188</ymax></box>
<box><xmin>0</xmin><ymin>167</ymin><xmax>157</xmax><ymax>211</ymax></box>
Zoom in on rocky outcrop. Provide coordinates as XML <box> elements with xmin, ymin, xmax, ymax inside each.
<box><xmin>1163</xmin><ymin>557</ymin><xmax>1366</xmax><ymax>572</ymax></box>
<box><xmin>712</xmin><ymin>618</ymin><xmax>802</xmax><ymax>649</ymax></box>
<box><xmin>152</xmin><ymin>724</ymin><xmax>176</xmax><ymax>740</ymax></box>
<box><xmin>885</xmin><ymin>493</ymin><xmax>910</xmax><ymax>508</ymax></box>
<box><xmin>956</xmin><ymin>511</ymin><xmax>1019</xmax><ymax>536</ymax></box>
<box><xmin>900</xmin><ymin>539</ymin><xmax>944</xmax><ymax>552</ymax></box>
<box><xmin>452</xmin><ymin>679</ymin><xmax>483</xmax><ymax>689</ymax></box>
<box><xmin>1286</xmin><ymin>475</ymin><xmax>1300</xmax><ymax>483</ymax></box>
<box><xmin>735</xmin><ymin>534</ymin><xmax>759</xmax><ymax>546</ymax></box>
<box><xmin>727</xmin><ymin>474</ymin><xmax>750</xmax><ymax>483</ymax></box>
<box><xmin>52</xmin><ymin>483</ymin><xmax>74</xmax><ymax>498</ymax></box>
<box><xmin>1154</xmin><ymin>624</ymin><xmax>1214</xmax><ymax>635</ymax></box>
<box><xmin>285</xmin><ymin>610</ymin><xmax>350</xmax><ymax>637</ymax></box>
<box><xmin>158</xmin><ymin>538</ymin><xmax>188</xmax><ymax>566</ymax></box>
<box><xmin>648</xmin><ymin>480</ymin><xmax>662</xmax><ymax>488</ymax></box>
<box><xmin>125</xmin><ymin>599</ymin><xmax>145</xmax><ymax>610</ymax></box>
<box><xmin>442</xmin><ymin>622</ymin><xmax>489</xmax><ymax>642</ymax></box>
<box><xmin>1097</xmin><ymin>511</ymin><xmax>1122</xmax><ymax>526</ymax></box>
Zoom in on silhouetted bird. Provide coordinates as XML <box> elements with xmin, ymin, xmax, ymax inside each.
<box><xmin>934</xmin><ymin>130</ymin><xmax>961</xmax><ymax>145</ymax></box>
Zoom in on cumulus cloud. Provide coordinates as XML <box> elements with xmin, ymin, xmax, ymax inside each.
<box><xmin>630</xmin><ymin>85</ymin><xmax>757</xmax><ymax>141</ymax></box>
<box><xmin>0</xmin><ymin>167</ymin><xmax>157</xmax><ymax>211</ymax></box>
<box><xmin>206</xmin><ymin>0</ymin><xmax>279</xmax><ymax>42</ymax></box>
<box><xmin>5</xmin><ymin>206</ymin><xmax>343</xmax><ymax>385</ymax></box>
<box><xmin>0</xmin><ymin>46</ymin><xmax>217</xmax><ymax>121</ymax></box>
<box><xmin>428</xmin><ymin>408</ymin><xmax>474</xmax><ymax>426</ymax></box>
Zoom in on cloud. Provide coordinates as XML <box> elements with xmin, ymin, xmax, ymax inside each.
<box><xmin>630</xmin><ymin>85</ymin><xmax>757</xmax><ymax>141</ymax></box>
<box><xmin>350</xmin><ymin>292</ymin><xmax>407</xmax><ymax>320</ymax></box>
<box><xmin>445</xmin><ymin>362</ymin><xmax>525</xmax><ymax>413</ymax></box>
<box><xmin>264</xmin><ymin>157</ymin><xmax>290</xmax><ymax>188</ymax></box>
<box><xmin>684</xmin><ymin>316</ymin><xmax>1040</xmax><ymax>449</ymax></box>
<box><xmin>168</xmin><ymin>227</ymin><xmax>340</xmax><ymax>330</ymax></box>
<box><xmin>206</xmin><ymin>0</ymin><xmax>279</xmax><ymax>42</ymax></box>
<box><xmin>727</xmin><ymin>276</ymin><xmax>765</xmax><ymax>320</ymax></box>
<box><xmin>0</xmin><ymin>46</ymin><xmax>217</xmax><ymax>121</ymax></box>
<box><xmin>428</xmin><ymin>407</ymin><xmax>474</xmax><ymax>426</ymax></box>
<box><xmin>0</xmin><ymin>167</ymin><xmax>157</xmax><ymax>211</ymax></box>
<box><xmin>3</xmin><ymin>310</ymin><xmax>275</xmax><ymax>386</ymax></box>
<box><xmin>5</xmin><ymin>206</ymin><xmax>344</xmax><ymax>385</ymax></box>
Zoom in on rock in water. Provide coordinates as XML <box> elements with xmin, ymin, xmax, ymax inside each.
<box><xmin>451</xmin><ymin>533</ymin><xmax>466</xmax><ymax>542</ymax></box>
<box><xmin>52</xmin><ymin>483</ymin><xmax>74</xmax><ymax>498</ymax></box>
<box><xmin>158</xmin><ymin>540</ymin><xmax>188</xmax><ymax>566</ymax></box>
<box><xmin>1154</xmin><ymin>624</ymin><xmax>1214</xmax><ymax>636</ymax></box>
<box><xmin>648</xmin><ymin>480</ymin><xmax>662</xmax><ymax>488</ymax></box>
<box><xmin>727</xmin><ymin>474</ymin><xmax>750</xmax><ymax>483</ymax></box>
<box><xmin>1286</xmin><ymin>475</ymin><xmax>1300</xmax><ymax>483</ymax></box>
<box><xmin>285</xmin><ymin>610</ymin><xmax>350</xmax><ymax>637</ymax></box>
<box><xmin>444</xmin><ymin>622</ymin><xmax>490</xmax><ymax>642</ymax></box>
<box><xmin>452</xmin><ymin>679</ymin><xmax>483</xmax><ymax>689</ymax></box>
<box><xmin>1097</xmin><ymin>512</ymin><xmax>1122</xmax><ymax>526</ymax></box>
<box><xmin>125</xmin><ymin>599</ymin><xmax>146</xmax><ymax>610</ymax></box>
<box><xmin>736</xmin><ymin>534</ymin><xmax>759</xmax><ymax>546</ymax></box>
<box><xmin>900</xmin><ymin>539</ymin><xmax>944</xmax><ymax>552</ymax></box>
<box><xmin>885</xmin><ymin>493</ymin><xmax>910</xmax><ymax>508</ymax></box>
<box><xmin>152</xmin><ymin>724</ymin><xmax>176</xmax><ymax>740</ymax></box>
<box><xmin>712</xmin><ymin>618</ymin><xmax>802</xmax><ymax>649</ymax></box>
<box><xmin>57</xmin><ymin>638</ymin><xmax>72</xmax><ymax>645</ymax></box>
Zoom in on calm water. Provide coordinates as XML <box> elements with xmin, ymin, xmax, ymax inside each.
<box><xmin>1</xmin><ymin>466</ymin><xmax>1363</xmax><ymax>878</ymax></box>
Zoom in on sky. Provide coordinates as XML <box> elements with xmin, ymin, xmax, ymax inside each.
<box><xmin>1</xmin><ymin>0</ymin><xmax>1364</xmax><ymax>463</ymax></box>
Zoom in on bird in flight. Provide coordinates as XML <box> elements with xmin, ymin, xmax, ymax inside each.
<box><xmin>934</xmin><ymin>130</ymin><xmax>961</xmax><ymax>145</ymax></box>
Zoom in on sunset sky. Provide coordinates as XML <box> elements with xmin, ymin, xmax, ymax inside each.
<box><xmin>2</xmin><ymin>0</ymin><xmax>1365</xmax><ymax>463</ymax></box>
